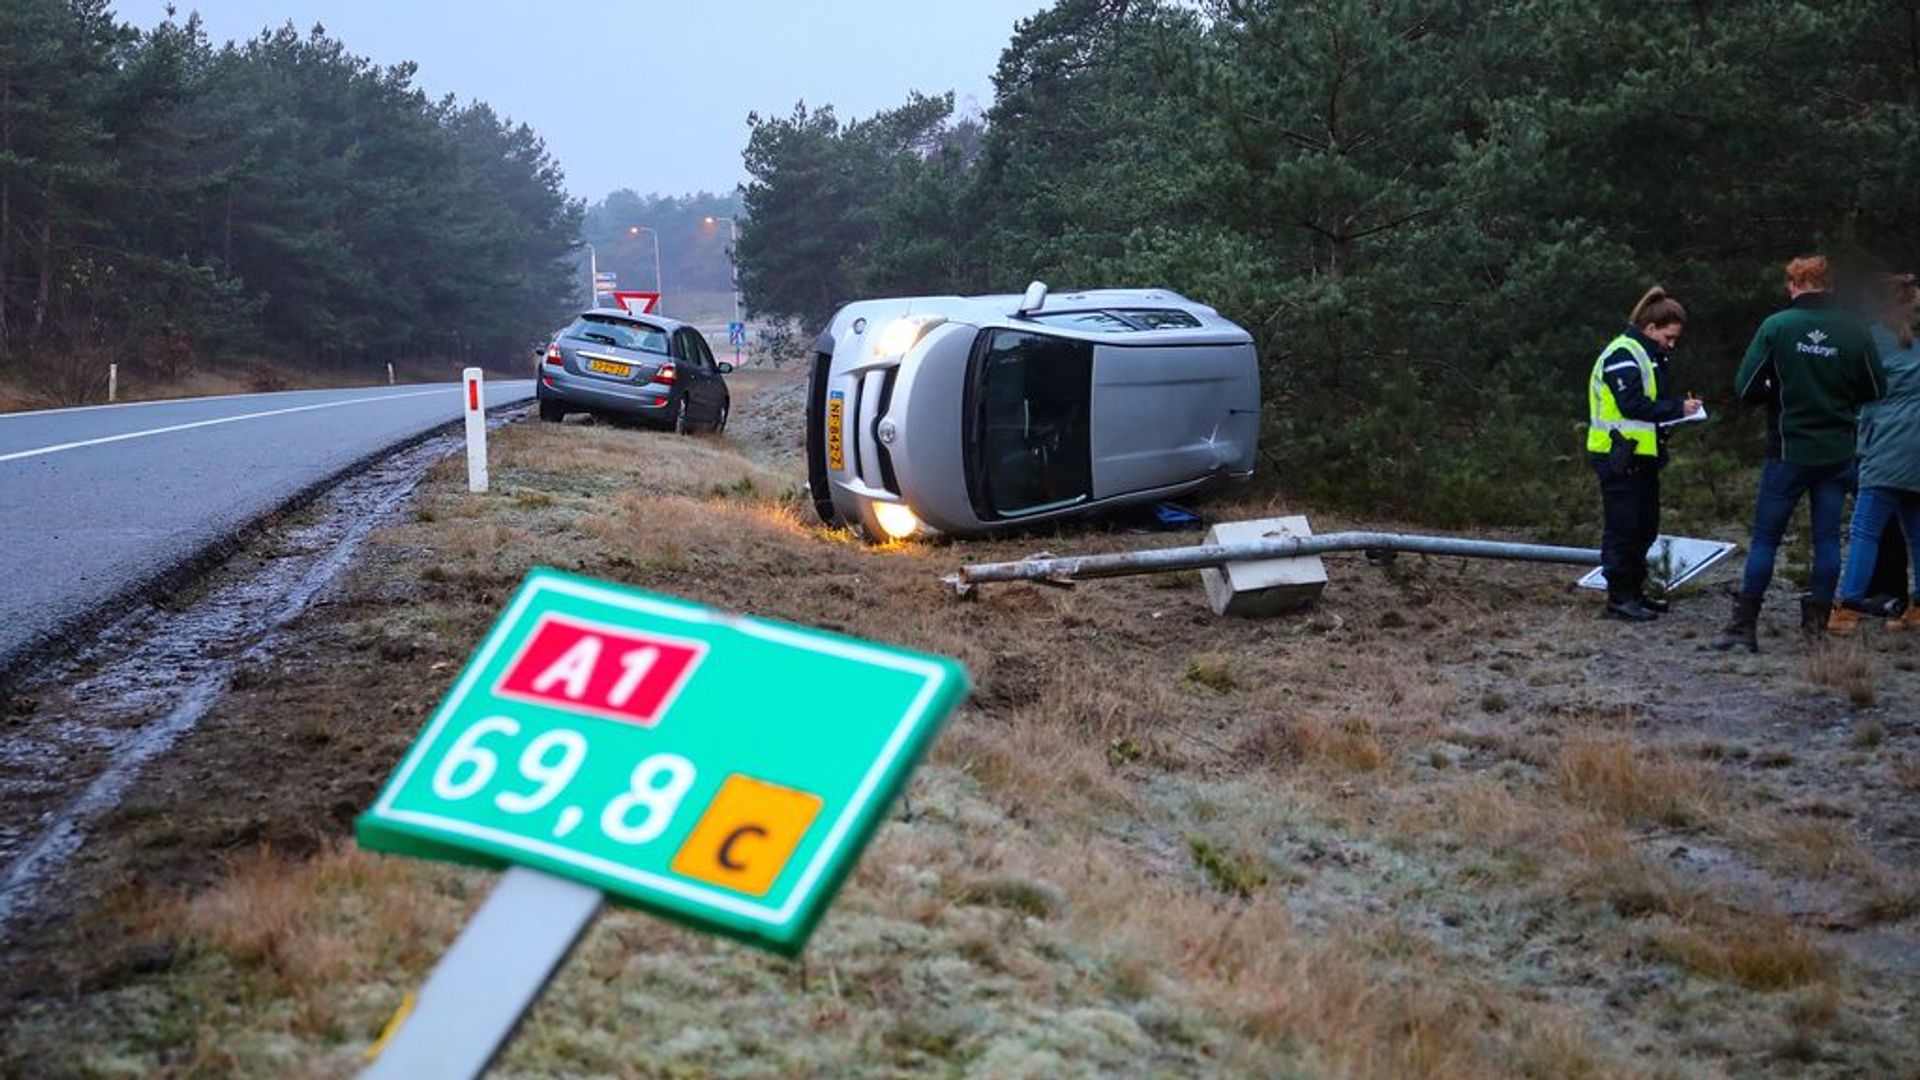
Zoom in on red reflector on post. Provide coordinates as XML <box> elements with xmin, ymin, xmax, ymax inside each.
<box><xmin>467</xmin><ymin>380</ymin><xmax>479</xmax><ymax>411</ymax></box>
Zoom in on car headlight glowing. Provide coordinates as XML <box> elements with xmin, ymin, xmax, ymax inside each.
<box><xmin>872</xmin><ymin>501</ymin><xmax>921</xmax><ymax>540</ymax></box>
<box><xmin>873</xmin><ymin>316</ymin><xmax>945</xmax><ymax>358</ymax></box>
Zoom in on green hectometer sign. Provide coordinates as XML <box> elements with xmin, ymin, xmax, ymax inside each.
<box><xmin>357</xmin><ymin>568</ymin><xmax>968</xmax><ymax>954</ymax></box>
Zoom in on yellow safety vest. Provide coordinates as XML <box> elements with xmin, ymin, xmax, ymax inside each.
<box><xmin>1586</xmin><ymin>334</ymin><xmax>1659</xmax><ymax>456</ymax></box>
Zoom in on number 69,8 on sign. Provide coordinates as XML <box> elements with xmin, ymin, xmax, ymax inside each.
<box><xmin>430</xmin><ymin>716</ymin><xmax>695</xmax><ymax>844</ymax></box>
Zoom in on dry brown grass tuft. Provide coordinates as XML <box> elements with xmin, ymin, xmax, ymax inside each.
<box><xmin>176</xmin><ymin>846</ymin><xmax>464</xmax><ymax>988</ymax></box>
<box><xmin>1732</xmin><ymin>812</ymin><xmax>1885</xmax><ymax>882</ymax></box>
<box><xmin>1046</xmin><ymin>846</ymin><xmax>1620</xmax><ymax>1078</ymax></box>
<box><xmin>111</xmin><ymin>843</ymin><xmax>481</xmax><ymax>1056</ymax></box>
<box><xmin>1652</xmin><ymin>914</ymin><xmax>1836</xmax><ymax>991</ymax></box>
<box><xmin>1184</xmin><ymin>653</ymin><xmax>1239</xmax><ymax>693</ymax></box>
<box><xmin>930</xmin><ymin>717</ymin><xmax>1130</xmax><ymax>823</ymax></box>
<box><xmin>1566</xmin><ymin>845</ymin><xmax>1695</xmax><ymax>920</ymax></box>
<box><xmin>1803</xmin><ymin>640</ymin><xmax>1876</xmax><ymax>706</ymax></box>
<box><xmin>1555</xmin><ymin>732</ymin><xmax>1712</xmax><ymax>827</ymax></box>
<box><xmin>1258</xmin><ymin>711</ymin><xmax>1390</xmax><ymax>773</ymax></box>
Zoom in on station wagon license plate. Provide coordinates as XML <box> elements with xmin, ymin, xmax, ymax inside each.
<box><xmin>827</xmin><ymin>391</ymin><xmax>845</xmax><ymax>469</ymax></box>
<box><xmin>586</xmin><ymin>358</ymin><xmax>633</xmax><ymax>377</ymax></box>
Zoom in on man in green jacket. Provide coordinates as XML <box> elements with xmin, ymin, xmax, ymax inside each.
<box><xmin>1712</xmin><ymin>255</ymin><xmax>1887</xmax><ymax>652</ymax></box>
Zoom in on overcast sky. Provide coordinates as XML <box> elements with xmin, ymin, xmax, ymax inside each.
<box><xmin>112</xmin><ymin>1</ymin><xmax>1049</xmax><ymax>205</ymax></box>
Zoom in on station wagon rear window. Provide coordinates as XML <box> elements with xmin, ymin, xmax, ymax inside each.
<box><xmin>563</xmin><ymin>314</ymin><xmax>670</xmax><ymax>355</ymax></box>
<box><xmin>1028</xmin><ymin>309</ymin><xmax>1203</xmax><ymax>332</ymax></box>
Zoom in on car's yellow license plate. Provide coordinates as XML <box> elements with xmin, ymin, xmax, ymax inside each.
<box><xmin>586</xmin><ymin>358</ymin><xmax>633</xmax><ymax>377</ymax></box>
<box><xmin>827</xmin><ymin>391</ymin><xmax>844</xmax><ymax>469</ymax></box>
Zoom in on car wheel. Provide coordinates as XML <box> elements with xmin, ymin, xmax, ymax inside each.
<box><xmin>709</xmin><ymin>399</ymin><xmax>729</xmax><ymax>435</ymax></box>
<box><xmin>670</xmin><ymin>394</ymin><xmax>690</xmax><ymax>435</ymax></box>
<box><xmin>538</xmin><ymin>399</ymin><xmax>565</xmax><ymax>422</ymax></box>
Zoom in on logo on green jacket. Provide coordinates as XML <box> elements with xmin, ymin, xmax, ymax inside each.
<box><xmin>1799</xmin><ymin>329</ymin><xmax>1838</xmax><ymax>357</ymax></box>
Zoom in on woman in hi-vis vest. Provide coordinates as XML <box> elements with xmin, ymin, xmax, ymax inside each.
<box><xmin>1586</xmin><ymin>287</ymin><xmax>1704</xmax><ymax>622</ymax></box>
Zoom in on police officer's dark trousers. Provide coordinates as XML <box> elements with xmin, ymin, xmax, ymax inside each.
<box><xmin>1592</xmin><ymin>455</ymin><xmax>1660</xmax><ymax>601</ymax></box>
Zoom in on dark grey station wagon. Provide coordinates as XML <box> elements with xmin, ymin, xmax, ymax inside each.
<box><xmin>537</xmin><ymin>309</ymin><xmax>731</xmax><ymax>433</ymax></box>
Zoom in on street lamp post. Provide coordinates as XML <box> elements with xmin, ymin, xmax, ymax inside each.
<box><xmin>703</xmin><ymin>215</ymin><xmax>741</xmax><ymax>326</ymax></box>
<box><xmin>628</xmin><ymin>225</ymin><xmax>663</xmax><ymax>309</ymax></box>
<box><xmin>583</xmin><ymin>242</ymin><xmax>597</xmax><ymax>308</ymax></box>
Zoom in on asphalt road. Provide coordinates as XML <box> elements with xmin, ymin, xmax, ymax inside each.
<box><xmin>0</xmin><ymin>380</ymin><xmax>533</xmax><ymax>676</ymax></box>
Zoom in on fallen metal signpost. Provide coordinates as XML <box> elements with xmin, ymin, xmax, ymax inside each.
<box><xmin>945</xmin><ymin>516</ymin><xmax>1603</xmax><ymax>616</ymax></box>
<box><xmin>358</xmin><ymin>568</ymin><xmax>968</xmax><ymax>1077</ymax></box>
<box><xmin>950</xmin><ymin>531</ymin><xmax>1600</xmax><ymax>590</ymax></box>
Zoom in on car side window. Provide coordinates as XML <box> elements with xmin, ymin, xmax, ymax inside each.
<box><xmin>691</xmin><ymin>332</ymin><xmax>717</xmax><ymax>372</ymax></box>
<box><xmin>971</xmin><ymin>330</ymin><xmax>1093</xmax><ymax>517</ymax></box>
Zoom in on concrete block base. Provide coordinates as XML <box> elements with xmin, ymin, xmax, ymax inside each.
<box><xmin>1200</xmin><ymin>516</ymin><xmax>1328</xmax><ymax>617</ymax></box>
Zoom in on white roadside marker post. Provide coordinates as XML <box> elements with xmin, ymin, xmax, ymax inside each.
<box><xmin>362</xmin><ymin>866</ymin><xmax>603</xmax><ymax>1079</ymax></box>
<box><xmin>463</xmin><ymin>367</ymin><xmax>488</xmax><ymax>493</ymax></box>
<box><xmin>387</xmin><ymin>362</ymin><xmax>396</xmax><ymax>386</ymax></box>
<box><xmin>108</xmin><ymin>364</ymin><xmax>117</xmax><ymax>403</ymax></box>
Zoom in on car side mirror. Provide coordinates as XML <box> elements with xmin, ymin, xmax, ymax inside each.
<box><xmin>531</xmin><ymin>345</ymin><xmax>544</xmax><ymax>358</ymax></box>
<box><xmin>1016</xmin><ymin>280</ymin><xmax>1048</xmax><ymax>315</ymax></box>
<box><xmin>717</xmin><ymin>361</ymin><xmax>734</xmax><ymax>375</ymax></box>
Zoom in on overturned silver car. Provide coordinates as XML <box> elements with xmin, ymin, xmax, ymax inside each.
<box><xmin>806</xmin><ymin>283</ymin><xmax>1260</xmax><ymax>541</ymax></box>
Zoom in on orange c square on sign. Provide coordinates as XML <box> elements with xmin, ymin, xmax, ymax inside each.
<box><xmin>671</xmin><ymin>775</ymin><xmax>823</xmax><ymax>897</ymax></box>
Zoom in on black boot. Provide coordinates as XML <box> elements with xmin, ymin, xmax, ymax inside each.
<box><xmin>1709</xmin><ymin>593</ymin><xmax>1762</xmax><ymax>653</ymax></box>
<box><xmin>1636</xmin><ymin>593</ymin><xmax>1671</xmax><ymax>615</ymax></box>
<box><xmin>1800</xmin><ymin>594</ymin><xmax>1832</xmax><ymax>639</ymax></box>
<box><xmin>1603</xmin><ymin>594</ymin><xmax>1658</xmax><ymax>622</ymax></box>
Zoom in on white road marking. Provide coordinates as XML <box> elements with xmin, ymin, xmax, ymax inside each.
<box><xmin>0</xmin><ymin>388</ymin><xmax>453</xmax><ymax>463</ymax></box>
<box><xmin>0</xmin><ymin>387</ymin><xmax>316</xmax><ymax>419</ymax></box>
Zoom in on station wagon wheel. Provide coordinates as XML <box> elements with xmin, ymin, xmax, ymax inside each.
<box><xmin>670</xmin><ymin>394</ymin><xmax>690</xmax><ymax>435</ymax></box>
<box><xmin>538</xmin><ymin>399</ymin><xmax>564</xmax><ymax>422</ymax></box>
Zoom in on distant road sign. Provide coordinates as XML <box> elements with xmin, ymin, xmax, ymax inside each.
<box><xmin>612</xmin><ymin>291</ymin><xmax>659</xmax><ymax>315</ymax></box>
<box><xmin>727</xmin><ymin>321</ymin><xmax>747</xmax><ymax>346</ymax></box>
<box><xmin>593</xmin><ymin>271</ymin><xmax>618</xmax><ymax>284</ymax></box>
<box><xmin>358</xmin><ymin>569</ymin><xmax>968</xmax><ymax>954</ymax></box>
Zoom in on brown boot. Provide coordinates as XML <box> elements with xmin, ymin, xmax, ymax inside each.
<box><xmin>1709</xmin><ymin>594</ymin><xmax>1763</xmax><ymax>653</ymax></box>
<box><xmin>1829</xmin><ymin>605</ymin><xmax>1864</xmax><ymax>635</ymax></box>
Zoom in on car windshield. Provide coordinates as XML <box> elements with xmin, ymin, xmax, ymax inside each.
<box><xmin>1028</xmin><ymin>308</ymin><xmax>1203</xmax><ymax>332</ymax></box>
<box><xmin>563</xmin><ymin>315</ymin><xmax>669</xmax><ymax>355</ymax></box>
<box><xmin>971</xmin><ymin>330</ymin><xmax>1093</xmax><ymax>517</ymax></box>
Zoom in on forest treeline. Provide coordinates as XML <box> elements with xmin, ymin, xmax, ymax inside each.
<box><xmin>736</xmin><ymin>0</ymin><xmax>1920</xmax><ymax>524</ymax></box>
<box><xmin>0</xmin><ymin>1</ymin><xmax>581</xmax><ymax>387</ymax></box>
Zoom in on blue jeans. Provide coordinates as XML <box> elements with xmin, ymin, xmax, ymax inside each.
<box><xmin>1739</xmin><ymin>457</ymin><xmax>1855</xmax><ymax>603</ymax></box>
<box><xmin>1838</xmin><ymin>487</ymin><xmax>1920</xmax><ymax>604</ymax></box>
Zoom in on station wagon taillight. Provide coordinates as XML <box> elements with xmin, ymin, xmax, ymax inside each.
<box><xmin>657</xmin><ymin>363</ymin><xmax>676</xmax><ymax>383</ymax></box>
<box><xmin>544</xmin><ymin>344</ymin><xmax>564</xmax><ymax>366</ymax></box>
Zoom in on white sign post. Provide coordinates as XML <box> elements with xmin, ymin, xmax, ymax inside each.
<box><xmin>463</xmin><ymin>367</ymin><xmax>488</xmax><ymax>494</ymax></box>
<box><xmin>362</xmin><ymin>866</ymin><xmax>601</xmax><ymax>1078</ymax></box>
